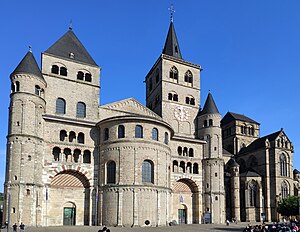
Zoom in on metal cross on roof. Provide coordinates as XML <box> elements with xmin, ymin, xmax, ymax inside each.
<box><xmin>168</xmin><ymin>4</ymin><xmax>175</xmax><ymax>22</ymax></box>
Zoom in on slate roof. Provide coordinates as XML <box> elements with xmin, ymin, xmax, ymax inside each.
<box><xmin>221</xmin><ymin>112</ymin><xmax>259</xmax><ymax>126</ymax></box>
<box><xmin>293</xmin><ymin>169</ymin><xmax>300</xmax><ymax>174</ymax></box>
<box><xmin>162</xmin><ymin>22</ymin><xmax>182</xmax><ymax>59</ymax></box>
<box><xmin>45</xmin><ymin>29</ymin><xmax>97</xmax><ymax>66</ymax></box>
<box><xmin>239</xmin><ymin>130</ymin><xmax>281</xmax><ymax>154</ymax></box>
<box><xmin>198</xmin><ymin>93</ymin><xmax>219</xmax><ymax>116</ymax></box>
<box><xmin>226</xmin><ymin>158</ymin><xmax>240</xmax><ymax>168</ymax></box>
<box><xmin>11</xmin><ymin>51</ymin><xmax>45</xmax><ymax>81</ymax></box>
<box><xmin>240</xmin><ymin>170</ymin><xmax>261</xmax><ymax>177</ymax></box>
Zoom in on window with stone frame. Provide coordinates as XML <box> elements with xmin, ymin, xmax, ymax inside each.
<box><xmin>142</xmin><ymin>160</ymin><xmax>154</xmax><ymax>183</ymax></box>
<box><xmin>107</xmin><ymin>161</ymin><xmax>116</xmax><ymax>184</ymax></box>
<box><xmin>56</xmin><ymin>98</ymin><xmax>66</xmax><ymax>114</ymax></box>
<box><xmin>152</xmin><ymin>128</ymin><xmax>158</xmax><ymax>141</ymax></box>
<box><xmin>118</xmin><ymin>125</ymin><xmax>125</xmax><ymax>138</ymax></box>
<box><xmin>249</xmin><ymin>181</ymin><xmax>258</xmax><ymax>207</ymax></box>
<box><xmin>76</xmin><ymin>102</ymin><xmax>86</xmax><ymax>118</ymax></box>
<box><xmin>135</xmin><ymin>125</ymin><xmax>143</xmax><ymax>138</ymax></box>
<box><xmin>169</xmin><ymin>66</ymin><xmax>178</xmax><ymax>83</ymax></box>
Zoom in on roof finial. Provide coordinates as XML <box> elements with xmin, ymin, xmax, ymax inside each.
<box><xmin>69</xmin><ymin>20</ymin><xmax>73</xmax><ymax>30</ymax></box>
<box><xmin>168</xmin><ymin>4</ymin><xmax>175</xmax><ymax>22</ymax></box>
<box><xmin>29</xmin><ymin>45</ymin><xmax>32</xmax><ymax>53</ymax></box>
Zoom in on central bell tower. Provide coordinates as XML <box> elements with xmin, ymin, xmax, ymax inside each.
<box><xmin>145</xmin><ymin>21</ymin><xmax>201</xmax><ymax>137</ymax></box>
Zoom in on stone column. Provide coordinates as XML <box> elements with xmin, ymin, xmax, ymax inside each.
<box><xmin>117</xmin><ymin>189</ymin><xmax>123</xmax><ymax>226</ymax></box>
<box><xmin>133</xmin><ymin>189</ymin><xmax>138</xmax><ymax>226</ymax></box>
<box><xmin>156</xmin><ymin>190</ymin><xmax>160</xmax><ymax>226</ymax></box>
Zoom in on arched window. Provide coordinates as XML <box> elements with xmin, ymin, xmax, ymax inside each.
<box><xmin>142</xmin><ymin>160</ymin><xmax>154</xmax><ymax>183</ymax></box>
<box><xmin>73</xmin><ymin>149</ymin><xmax>81</xmax><ymax>163</ymax></box>
<box><xmin>179</xmin><ymin>161</ymin><xmax>185</xmax><ymax>173</ymax></box>
<box><xmin>209</xmin><ymin>119</ymin><xmax>213</xmax><ymax>126</ymax></box>
<box><xmin>69</xmin><ymin>131</ymin><xmax>76</xmax><ymax>142</ymax></box>
<box><xmin>52</xmin><ymin>147</ymin><xmax>61</xmax><ymax>161</ymax></box>
<box><xmin>177</xmin><ymin>146</ymin><xmax>182</xmax><ymax>155</ymax></box>
<box><xmin>173</xmin><ymin>160</ymin><xmax>178</xmax><ymax>172</ymax></box>
<box><xmin>85</xmin><ymin>73</ymin><xmax>92</xmax><ymax>82</ymax></box>
<box><xmin>164</xmin><ymin>132</ymin><xmax>169</xmax><ymax>145</ymax></box>
<box><xmin>169</xmin><ymin>66</ymin><xmax>178</xmax><ymax>82</ymax></box>
<box><xmin>56</xmin><ymin>98</ymin><xmax>66</xmax><ymax>114</ymax></box>
<box><xmin>152</xmin><ymin>128</ymin><xmax>158</xmax><ymax>141</ymax></box>
<box><xmin>204</xmin><ymin>120</ymin><xmax>208</xmax><ymax>127</ymax></box>
<box><xmin>64</xmin><ymin>148</ymin><xmax>71</xmax><ymax>162</ymax></box>
<box><xmin>189</xmin><ymin>148</ymin><xmax>194</xmax><ymax>157</ymax></box>
<box><xmin>281</xmin><ymin>181</ymin><xmax>289</xmax><ymax>198</ymax></box>
<box><xmin>118</xmin><ymin>125</ymin><xmax>125</xmax><ymax>138</ymax></box>
<box><xmin>183</xmin><ymin>147</ymin><xmax>188</xmax><ymax>156</ymax></box>
<box><xmin>184</xmin><ymin>70</ymin><xmax>193</xmax><ymax>85</ymax></box>
<box><xmin>249</xmin><ymin>181</ymin><xmax>258</xmax><ymax>207</ymax></box>
<box><xmin>187</xmin><ymin>162</ymin><xmax>192</xmax><ymax>173</ymax></box>
<box><xmin>76</xmin><ymin>102</ymin><xmax>86</xmax><ymax>118</ymax></box>
<box><xmin>83</xmin><ymin>150</ymin><xmax>91</xmax><ymax>164</ymax></box>
<box><xmin>107</xmin><ymin>161</ymin><xmax>116</xmax><ymax>184</ymax></box>
<box><xmin>59</xmin><ymin>130</ymin><xmax>67</xmax><ymax>141</ymax></box>
<box><xmin>193</xmin><ymin>163</ymin><xmax>199</xmax><ymax>174</ymax></box>
<box><xmin>51</xmin><ymin>65</ymin><xmax>59</xmax><ymax>74</ymax></box>
<box><xmin>135</xmin><ymin>125</ymin><xmax>143</xmax><ymax>138</ymax></box>
<box><xmin>280</xmin><ymin>154</ymin><xmax>287</xmax><ymax>176</ymax></box>
<box><xmin>77</xmin><ymin>132</ymin><xmax>85</xmax><ymax>144</ymax></box>
<box><xmin>60</xmin><ymin>67</ymin><xmax>67</xmax><ymax>76</ymax></box>
<box><xmin>104</xmin><ymin>128</ymin><xmax>109</xmax><ymax>141</ymax></box>
<box><xmin>77</xmin><ymin>71</ymin><xmax>84</xmax><ymax>80</ymax></box>
<box><xmin>16</xmin><ymin>81</ymin><xmax>20</xmax><ymax>92</ymax></box>
<box><xmin>35</xmin><ymin>85</ymin><xmax>42</xmax><ymax>96</ymax></box>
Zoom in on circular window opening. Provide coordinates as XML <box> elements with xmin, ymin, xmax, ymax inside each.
<box><xmin>145</xmin><ymin>220</ymin><xmax>150</xmax><ymax>225</ymax></box>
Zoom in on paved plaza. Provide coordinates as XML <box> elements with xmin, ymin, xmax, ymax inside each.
<box><xmin>1</xmin><ymin>223</ymin><xmax>246</xmax><ymax>232</ymax></box>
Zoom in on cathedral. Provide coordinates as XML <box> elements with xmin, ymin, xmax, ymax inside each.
<box><xmin>3</xmin><ymin>18</ymin><xmax>299</xmax><ymax>228</ymax></box>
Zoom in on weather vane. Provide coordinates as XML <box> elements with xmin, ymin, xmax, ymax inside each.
<box><xmin>168</xmin><ymin>4</ymin><xmax>175</xmax><ymax>22</ymax></box>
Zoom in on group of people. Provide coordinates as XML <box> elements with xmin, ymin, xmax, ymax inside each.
<box><xmin>98</xmin><ymin>226</ymin><xmax>111</xmax><ymax>232</ymax></box>
<box><xmin>12</xmin><ymin>222</ymin><xmax>25</xmax><ymax>232</ymax></box>
<box><xmin>243</xmin><ymin>221</ymin><xmax>300</xmax><ymax>232</ymax></box>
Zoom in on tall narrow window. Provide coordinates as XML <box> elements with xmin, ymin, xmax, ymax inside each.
<box><xmin>16</xmin><ymin>81</ymin><xmax>20</xmax><ymax>92</ymax></box>
<box><xmin>142</xmin><ymin>160</ymin><xmax>154</xmax><ymax>183</ymax></box>
<box><xmin>73</xmin><ymin>149</ymin><xmax>81</xmax><ymax>163</ymax></box>
<box><xmin>193</xmin><ymin>163</ymin><xmax>199</xmax><ymax>174</ymax></box>
<box><xmin>35</xmin><ymin>85</ymin><xmax>41</xmax><ymax>96</ymax></box>
<box><xmin>56</xmin><ymin>98</ymin><xmax>66</xmax><ymax>114</ymax></box>
<box><xmin>51</xmin><ymin>65</ymin><xmax>59</xmax><ymax>74</ymax></box>
<box><xmin>209</xmin><ymin>119</ymin><xmax>213</xmax><ymax>126</ymax></box>
<box><xmin>77</xmin><ymin>71</ymin><xmax>84</xmax><ymax>80</ymax></box>
<box><xmin>53</xmin><ymin>147</ymin><xmax>61</xmax><ymax>161</ymax></box>
<box><xmin>152</xmin><ymin>128</ymin><xmax>158</xmax><ymax>141</ymax></box>
<box><xmin>184</xmin><ymin>70</ymin><xmax>193</xmax><ymax>86</ymax></box>
<box><xmin>83</xmin><ymin>150</ymin><xmax>91</xmax><ymax>163</ymax></box>
<box><xmin>189</xmin><ymin>148</ymin><xmax>194</xmax><ymax>157</ymax></box>
<box><xmin>249</xmin><ymin>181</ymin><xmax>257</xmax><ymax>207</ymax></box>
<box><xmin>281</xmin><ymin>181</ymin><xmax>289</xmax><ymax>198</ymax></box>
<box><xmin>107</xmin><ymin>161</ymin><xmax>116</xmax><ymax>184</ymax></box>
<box><xmin>60</xmin><ymin>67</ymin><xmax>67</xmax><ymax>76</ymax></box>
<box><xmin>135</xmin><ymin>125</ymin><xmax>143</xmax><ymax>138</ymax></box>
<box><xmin>104</xmin><ymin>128</ymin><xmax>109</xmax><ymax>141</ymax></box>
<box><xmin>280</xmin><ymin>154</ymin><xmax>287</xmax><ymax>176</ymax></box>
<box><xmin>76</xmin><ymin>102</ymin><xmax>86</xmax><ymax>118</ymax></box>
<box><xmin>164</xmin><ymin>132</ymin><xmax>169</xmax><ymax>144</ymax></box>
<box><xmin>204</xmin><ymin>120</ymin><xmax>208</xmax><ymax>127</ymax></box>
<box><xmin>118</xmin><ymin>125</ymin><xmax>125</xmax><ymax>138</ymax></box>
<box><xmin>77</xmin><ymin>132</ymin><xmax>85</xmax><ymax>144</ymax></box>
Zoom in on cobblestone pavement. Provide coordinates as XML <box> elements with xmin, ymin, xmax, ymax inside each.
<box><xmin>1</xmin><ymin>223</ymin><xmax>246</xmax><ymax>232</ymax></box>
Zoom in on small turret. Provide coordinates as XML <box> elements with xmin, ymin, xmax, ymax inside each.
<box><xmin>229</xmin><ymin>158</ymin><xmax>240</xmax><ymax>222</ymax></box>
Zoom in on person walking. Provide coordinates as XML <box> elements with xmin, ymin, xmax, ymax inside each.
<box><xmin>19</xmin><ymin>222</ymin><xmax>25</xmax><ymax>232</ymax></box>
<box><xmin>12</xmin><ymin>223</ymin><xmax>17</xmax><ymax>232</ymax></box>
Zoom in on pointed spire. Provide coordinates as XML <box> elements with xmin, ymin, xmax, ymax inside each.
<box><xmin>162</xmin><ymin>21</ymin><xmax>182</xmax><ymax>59</ymax></box>
<box><xmin>11</xmin><ymin>51</ymin><xmax>44</xmax><ymax>81</ymax></box>
<box><xmin>198</xmin><ymin>92</ymin><xmax>220</xmax><ymax>116</ymax></box>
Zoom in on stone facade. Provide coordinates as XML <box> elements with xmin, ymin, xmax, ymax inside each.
<box><xmin>3</xmin><ymin>20</ymin><xmax>299</xmax><ymax>228</ymax></box>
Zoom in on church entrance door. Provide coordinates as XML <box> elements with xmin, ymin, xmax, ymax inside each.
<box><xmin>178</xmin><ymin>208</ymin><xmax>187</xmax><ymax>224</ymax></box>
<box><xmin>63</xmin><ymin>207</ymin><xmax>76</xmax><ymax>225</ymax></box>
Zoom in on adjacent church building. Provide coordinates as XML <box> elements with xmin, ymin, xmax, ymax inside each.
<box><xmin>3</xmin><ymin>19</ymin><xmax>299</xmax><ymax>227</ymax></box>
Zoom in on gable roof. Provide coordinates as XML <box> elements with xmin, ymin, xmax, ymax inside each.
<box><xmin>239</xmin><ymin>130</ymin><xmax>282</xmax><ymax>154</ymax></box>
<box><xmin>221</xmin><ymin>112</ymin><xmax>259</xmax><ymax>126</ymax></box>
<box><xmin>44</xmin><ymin>29</ymin><xmax>97</xmax><ymax>66</ymax></box>
<box><xmin>11</xmin><ymin>51</ymin><xmax>45</xmax><ymax>81</ymax></box>
<box><xmin>240</xmin><ymin>170</ymin><xmax>261</xmax><ymax>177</ymax></box>
<box><xmin>162</xmin><ymin>22</ymin><xmax>182</xmax><ymax>59</ymax></box>
<box><xmin>100</xmin><ymin>98</ymin><xmax>163</xmax><ymax>120</ymax></box>
<box><xmin>198</xmin><ymin>92</ymin><xmax>219</xmax><ymax>116</ymax></box>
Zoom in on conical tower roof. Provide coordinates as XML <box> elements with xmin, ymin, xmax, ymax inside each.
<box><xmin>45</xmin><ymin>29</ymin><xmax>98</xmax><ymax>66</ymax></box>
<box><xmin>11</xmin><ymin>51</ymin><xmax>44</xmax><ymax>81</ymax></box>
<box><xmin>198</xmin><ymin>93</ymin><xmax>219</xmax><ymax>116</ymax></box>
<box><xmin>162</xmin><ymin>22</ymin><xmax>182</xmax><ymax>59</ymax></box>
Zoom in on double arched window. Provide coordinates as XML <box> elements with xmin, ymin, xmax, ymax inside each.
<box><xmin>142</xmin><ymin>160</ymin><xmax>154</xmax><ymax>183</ymax></box>
<box><xmin>77</xmin><ymin>71</ymin><xmax>92</xmax><ymax>82</ymax></box>
<box><xmin>169</xmin><ymin>66</ymin><xmax>178</xmax><ymax>82</ymax></box>
<box><xmin>56</xmin><ymin>98</ymin><xmax>66</xmax><ymax>114</ymax></box>
<box><xmin>168</xmin><ymin>92</ymin><xmax>178</xmax><ymax>102</ymax></box>
<box><xmin>51</xmin><ymin>65</ymin><xmax>67</xmax><ymax>76</ymax></box>
<box><xmin>184</xmin><ymin>70</ymin><xmax>193</xmax><ymax>86</ymax></box>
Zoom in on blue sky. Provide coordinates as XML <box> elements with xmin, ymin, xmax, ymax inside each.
<box><xmin>0</xmin><ymin>1</ymin><xmax>299</xmax><ymax>192</ymax></box>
